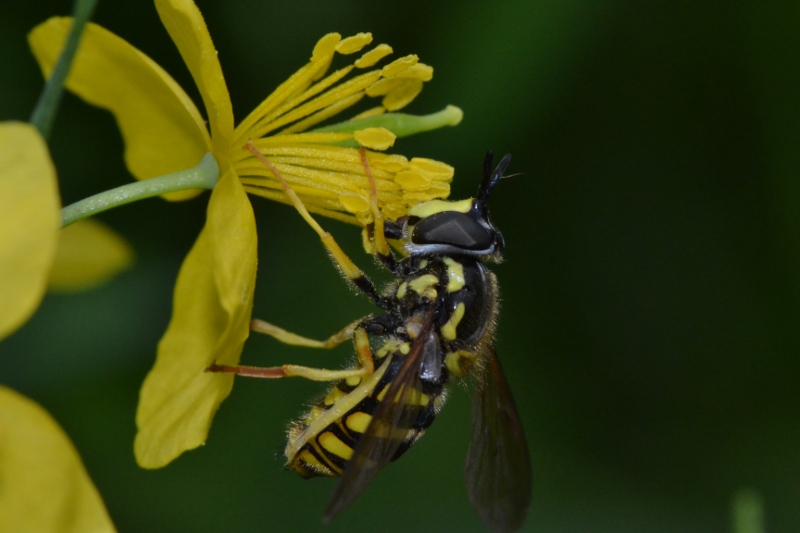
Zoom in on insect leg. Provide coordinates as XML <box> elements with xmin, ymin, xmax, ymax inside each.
<box><xmin>207</xmin><ymin>363</ymin><xmax>369</xmax><ymax>381</ymax></box>
<box><xmin>359</xmin><ymin>148</ymin><xmax>398</xmax><ymax>274</ymax></box>
<box><xmin>443</xmin><ymin>349</ymin><xmax>480</xmax><ymax>377</ymax></box>
<box><xmin>250</xmin><ymin>318</ymin><xmax>359</xmax><ymax>349</ymax></box>
<box><xmin>207</xmin><ymin>328</ymin><xmax>375</xmax><ymax>381</ymax></box>
<box><xmin>245</xmin><ymin>141</ymin><xmax>388</xmax><ymax>309</ymax></box>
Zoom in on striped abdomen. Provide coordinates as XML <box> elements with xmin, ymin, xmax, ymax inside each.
<box><xmin>286</xmin><ymin>352</ymin><xmax>447</xmax><ymax>478</ymax></box>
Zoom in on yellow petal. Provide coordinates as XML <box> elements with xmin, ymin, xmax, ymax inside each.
<box><xmin>0</xmin><ymin>386</ymin><xmax>116</xmax><ymax>532</ymax></box>
<box><xmin>354</xmin><ymin>127</ymin><xmax>396</xmax><ymax>150</ymax></box>
<box><xmin>155</xmin><ymin>0</ymin><xmax>234</xmax><ymax>155</ymax></box>
<box><xmin>47</xmin><ymin>219</ymin><xmax>134</xmax><ymax>292</ymax></box>
<box><xmin>0</xmin><ymin>122</ymin><xmax>59</xmax><ymax>341</ymax></box>
<box><xmin>28</xmin><ymin>18</ymin><xmax>210</xmax><ymax>201</ymax></box>
<box><xmin>135</xmin><ymin>170</ymin><xmax>257</xmax><ymax>468</ymax></box>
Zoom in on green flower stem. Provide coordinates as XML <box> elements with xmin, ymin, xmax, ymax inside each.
<box><xmin>61</xmin><ymin>153</ymin><xmax>220</xmax><ymax>227</ymax></box>
<box><xmin>30</xmin><ymin>0</ymin><xmax>99</xmax><ymax>140</ymax></box>
<box><xmin>314</xmin><ymin>105</ymin><xmax>463</xmax><ymax>146</ymax></box>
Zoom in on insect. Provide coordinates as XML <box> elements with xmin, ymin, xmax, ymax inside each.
<box><xmin>210</xmin><ymin>146</ymin><xmax>532</xmax><ymax>533</ymax></box>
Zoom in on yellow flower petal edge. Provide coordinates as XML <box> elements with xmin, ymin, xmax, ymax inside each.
<box><xmin>155</xmin><ymin>0</ymin><xmax>234</xmax><ymax>157</ymax></box>
<box><xmin>0</xmin><ymin>386</ymin><xmax>116</xmax><ymax>533</ymax></box>
<box><xmin>0</xmin><ymin>122</ymin><xmax>60</xmax><ymax>340</ymax></box>
<box><xmin>28</xmin><ymin>17</ymin><xmax>210</xmax><ymax>201</ymax></box>
<box><xmin>47</xmin><ymin>219</ymin><xmax>135</xmax><ymax>292</ymax></box>
<box><xmin>134</xmin><ymin>171</ymin><xmax>256</xmax><ymax>468</ymax></box>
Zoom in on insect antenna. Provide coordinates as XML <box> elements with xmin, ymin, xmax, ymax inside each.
<box><xmin>475</xmin><ymin>151</ymin><xmax>512</xmax><ymax>211</ymax></box>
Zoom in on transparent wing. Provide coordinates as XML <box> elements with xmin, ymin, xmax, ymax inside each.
<box><xmin>464</xmin><ymin>347</ymin><xmax>532</xmax><ymax>533</ymax></box>
<box><xmin>324</xmin><ymin>311</ymin><xmax>439</xmax><ymax>523</ymax></box>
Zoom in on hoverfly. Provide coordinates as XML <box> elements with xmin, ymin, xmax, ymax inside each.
<box><xmin>210</xmin><ymin>147</ymin><xmax>532</xmax><ymax>533</ymax></box>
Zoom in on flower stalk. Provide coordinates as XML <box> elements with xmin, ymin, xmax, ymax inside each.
<box><xmin>58</xmin><ymin>104</ymin><xmax>460</xmax><ymax>227</ymax></box>
<box><xmin>29</xmin><ymin>0</ymin><xmax>99</xmax><ymax>140</ymax></box>
<box><xmin>61</xmin><ymin>153</ymin><xmax>219</xmax><ymax>227</ymax></box>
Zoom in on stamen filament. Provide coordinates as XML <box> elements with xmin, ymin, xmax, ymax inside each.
<box><xmin>245</xmin><ymin>140</ymin><xmax>366</xmax><ymax>281</ymax></box>
<box><xmin>233</xmin><ymin>62</ymin><xmax>320</xmax><ymax>144</ymax></box>
<box><xmin>245</xmin><ymin>141</ymin><xmax>327</xmax><ymax>237</ymax></box>
<box><xmin>250</xmin><ymin>71</ymin><xmax>382</xmax><ymax>139</ymax></box>
<box><xmin>251</xmin><ymin>65</ymin><xmax>356</xmax><ymax>137</ymax></box>
<box><xmin>242</xmin><ymin>185</ymin><xmax>359</xmax><ymax>225</ymax></box>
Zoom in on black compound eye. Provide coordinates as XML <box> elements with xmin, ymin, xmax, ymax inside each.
<box><xmin>411</xmin><ymin>211</ymin><xmax>493</xmax><ymax>251</ymax></box>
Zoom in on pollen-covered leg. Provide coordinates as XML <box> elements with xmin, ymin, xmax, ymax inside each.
<box><xmin>359</xmin><ymin>148</ymin><xmax>397</xmax><ymax>272</ymax></box>
<box><xmin>207</xmin><ymin>327</ymin><xmax>376</xmax><ymax>382</ymax></box>
<box><xmin>352</xmin><ymin>327</ymin><xmax>375</xmax><ymax>374</ymax></box>
<box><xmin>250</xmin><ymin>318</ymin><xmax>358</xmax><ymax>349</ymax></box>
<box><xmin>245</xmin><ymin>141</ymin><xmax>386</xmax><ymax>308</ymax></box>
<box><xmin>206</xmin><ymin>363</ymin><xmax>371</xmax><ymax>382</ymax></box>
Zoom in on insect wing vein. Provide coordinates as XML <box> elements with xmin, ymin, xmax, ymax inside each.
<box><xmin>464</xmin><ymin>347</ymin><xmax>532</xmax><ymax>533</ymax></box>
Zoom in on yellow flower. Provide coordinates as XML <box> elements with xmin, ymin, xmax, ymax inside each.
<box><xmin>0</xmin><ymin>122</ymin><xmax>133</xmax><ymax>341</ymax></box>
<box><xmin>0</xmin><ymin>127</ymin><xmax>130</xmax><ymax>533</ymax></box>
<box><xmin>0</xmin><ymin>122</ymin><xmax>60</xmax><ymax>339</ymax></box>
<box><xmin>47</xmin><ymin>218</ymin><xmax>135</xmax><ymax>292</ymax></box>
<box><xmin>29</xmin><ymin>0</ymin><xmax>457</xmax><ymax>468</ymax></box>
<box><xmin>0</xmin><ymin>386</ymin><xmax>116</xmax><ymax>532</ymax></box>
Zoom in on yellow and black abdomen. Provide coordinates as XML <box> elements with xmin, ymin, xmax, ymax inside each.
<box><xmin>284</xmin><ymin>257</ymin><xmax>493</xmax><ymax>479</ymax></box>
<box><xmin>286</xmin><ymin>349</ymin><xmax>447</xmax><ymax>478</ymax></box>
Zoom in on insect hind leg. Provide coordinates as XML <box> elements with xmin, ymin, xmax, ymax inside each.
<box><xmin>207</xmin><ymin>327</ymin><xmax>376</xmax><ymax>381</ymax></box>
<box><xmin>207</xmin><ymin>363</ymin><xmax>370</xmax><ymax>381</ymax></box>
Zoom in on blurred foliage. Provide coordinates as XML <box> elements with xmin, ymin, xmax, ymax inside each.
<box><xmin>2</xmin><ymin>1</ymin><xmax>799</xmax><ymax>531</ymax></box>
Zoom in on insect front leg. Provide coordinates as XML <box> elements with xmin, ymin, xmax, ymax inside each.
<box><xmin>250</xmin><ymin>318</ymin><xmax>359</xmax><ymax>349</ymax></box>
<box><xmin>207</xmin><ymin>328</ymin><xmax>376</xmax><ymax>382</ymax></box>
<box><xmin>245</xmin><ymin>141</ymin><xmax>388</xmax><ymax>310</ymax></box>
<box><xmin>359</xmin><ymin>148</ymin><xmax>401</xmax><ymax>275</ymax></box>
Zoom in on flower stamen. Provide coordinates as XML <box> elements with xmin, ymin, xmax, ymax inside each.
<box><xmin>246</xmin><ymin>140</ymin><xmax>336</xmax><ymax>238</ymax></box>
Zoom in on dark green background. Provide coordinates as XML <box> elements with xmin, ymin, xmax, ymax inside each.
<box><xmin>2</xmin><ymin>1</ymin><xmax>799</xmax><ymax>531</ymax></box>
